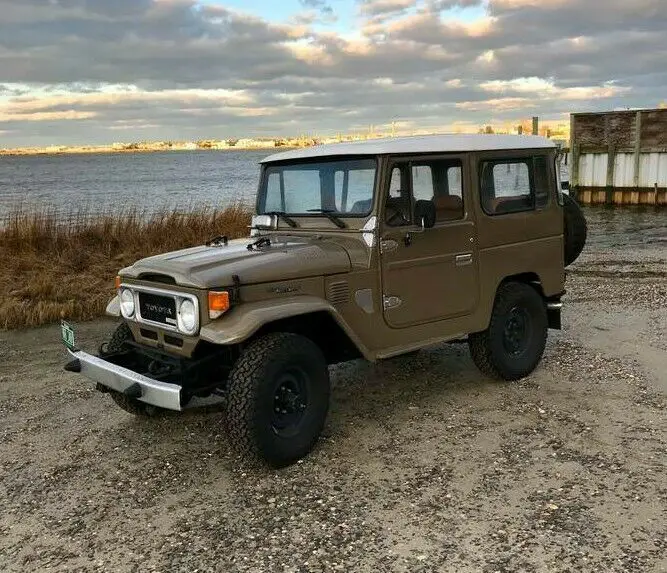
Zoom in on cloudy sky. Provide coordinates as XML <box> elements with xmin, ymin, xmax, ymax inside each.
<box><xmin>0</xmin><ymin>0</ymin><xmax>665</xmax><ymax>147</ymax></box>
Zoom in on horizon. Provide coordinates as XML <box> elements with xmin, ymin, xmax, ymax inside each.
<box><xmin>1</xmin><ymin>0</ymin><xmax>666</xmax><ymax>147</ymax></box>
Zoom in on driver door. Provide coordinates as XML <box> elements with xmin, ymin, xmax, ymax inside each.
<box><xmin>380</xmin><ymin>156</ymin><xmax>479</xmax><ymax>329</ymax></box>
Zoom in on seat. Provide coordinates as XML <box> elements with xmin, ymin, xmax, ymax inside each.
<box><xmin>490</xmin><ymin>195</ymin><xmax>532</xmax><ymax>214</ymax></box>
<box><xmin>350</xmin><ymin>198</ymin><xmax>372</xmax><ymax>213</ymax></box>
<box><xmin>385</xmin><ymin>194</ymin><xmax>410</xmax><ymax>226</ymax></box>
<box><xmin>434</xmin><ymin>194</ymin><xmax>463</xmax><ymax>221</ymax></box>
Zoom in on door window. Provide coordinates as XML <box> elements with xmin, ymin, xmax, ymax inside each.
<box><xmin>412</xmin><ymin>159</ymin><xmax>465</xmax><ymax>222</ymax></box>
<box><xmin>385</xmin><ymin>165</ymin><xmax>411</xmax><ymax>226</ymax></box>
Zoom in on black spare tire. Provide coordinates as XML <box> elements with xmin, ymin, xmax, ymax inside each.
<box><xmin>563</xmin><ymin>193</ymin><xmax>587</xmax><ymax>266</ymax></box>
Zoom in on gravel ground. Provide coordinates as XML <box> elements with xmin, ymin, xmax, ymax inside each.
<box><xmin>1</xmin><ymin>213</ymin><xmax>666</xmax><ymax>572</ymax></box>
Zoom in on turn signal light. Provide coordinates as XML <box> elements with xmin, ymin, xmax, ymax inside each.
<box><xmin>114</xmin><ymin>275</ymin><xmax>121</xmax><ymax>290</ymax></box>
<box><xmin>208</xmin><ymin>291</ymin><xmax>230</xmax><ymax>319</ymax></box>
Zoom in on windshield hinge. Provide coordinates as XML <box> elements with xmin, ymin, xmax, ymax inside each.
<box><xmin>247</xmin><ymin>236</ymin><xmax>271</xmax><ymax>251</ymax></box>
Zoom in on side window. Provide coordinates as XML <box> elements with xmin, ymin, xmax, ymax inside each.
<box><xmin>447</xmin><ymin>166</ymin><xmax>462</xmax><ymax>199</ymax></box>
<box><xmin>385</xmin><ymin>164</ymin><xmax>411</xmax><ymax>226</ymax></box>
<box><xmin>417</xmin><ymin>159</ymin><xmax>465</xmax><ymax>222</ymax></box>
<box><xmin>480</xmin><ymin>159</ymin><xmax>533</xmax><ymax>215</ymax></box>
<box><xmin>412</xmin><ymin>165</ymin><xmax>434</xmax><ymax>201</ymax></box>
<box><xmin>534</xmin><ymin>156</ymin><xmax>550</xmax><ymax>208</ymax></box>
<box><xmin>388</xmin><ymin>167</ymin><xmax>403</xmax><ymax>198</ymax></box>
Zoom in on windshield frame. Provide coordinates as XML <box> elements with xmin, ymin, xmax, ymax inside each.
<box><xmin>255</xmin><ymin>155</ymin><xmax>379</xmax><ymax>220</ymax></box>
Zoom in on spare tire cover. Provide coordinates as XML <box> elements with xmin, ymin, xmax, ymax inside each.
<box><xmin>563</xmin><ymin>193</ymin><xmax>587</xmax><ymax>266</ymax></box>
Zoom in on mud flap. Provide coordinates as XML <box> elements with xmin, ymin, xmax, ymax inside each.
<box><xmin>547</xmin><ymin>302</ymin><xmax>562</xmax><ymax>330</ymax></box>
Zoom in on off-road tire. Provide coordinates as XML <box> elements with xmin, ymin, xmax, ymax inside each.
<box><xmin>225</xmin><ymin>332</ymin><xmax>330</xmax><ymax>467</ymax></box>
<box><xmin>469</xmin><ymin>282</ymin><xmax>548</xmax><ymax>381</ymax></box>
<box><xmin>104</xmin><ymin>322</ymin><xmax>167</xmax><ymax>418</ymax></box>
<box><xmin>563</xmin><ymin>193</ymin><xmax>587</xmax><ymax>266</ymax></box>
<box><xmin>103</xmin><ymin>321</ymin><xmax>133</xmax><ymax>354</ymax></box>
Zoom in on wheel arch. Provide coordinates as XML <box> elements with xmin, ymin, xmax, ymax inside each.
<box><xmin>199</xmin><ymin>296</ymin><xmax>372</xmax><ymax>363</ymax></box>
<box><xmin>498</xmin><ymin>272</ymin><xmax>545</xmax><ymax>297</ymax></box>
<box><xmin>496</xmin><ymin>272</ymin><xmax>562</xmax><ymax>330</ymax></box>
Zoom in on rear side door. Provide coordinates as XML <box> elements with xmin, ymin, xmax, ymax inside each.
<box><xmin>379</xmin><ymin>155</ymin><xmax>480</xmax><ymax>328</ymax></box>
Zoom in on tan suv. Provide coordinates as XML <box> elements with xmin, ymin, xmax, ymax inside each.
<box><xmin>62</xmin><ymin>134</ymin><xmax>587</xmax><ymax>467</ymax></box>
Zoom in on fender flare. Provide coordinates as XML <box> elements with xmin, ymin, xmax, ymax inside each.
<box><xmin>199</xmin><ymin>295</ymin><xmax>373</xmax><ymax>359</ymax></box>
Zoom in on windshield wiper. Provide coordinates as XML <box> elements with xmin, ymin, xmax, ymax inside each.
<box><xmin>306</xmin><ymin>209</ymin><xmax>347</xmax><ymax>229</ymax></box>
<box><xmin>266</xmin><ymin>211</ymin><xmax>298</xmax><ymax>228</ymax></box>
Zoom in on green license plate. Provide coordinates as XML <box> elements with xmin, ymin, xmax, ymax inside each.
<box><xmin>61</xmin><ymin>320</ymin><xmax>76</xmax><ymax>351</ymax></box>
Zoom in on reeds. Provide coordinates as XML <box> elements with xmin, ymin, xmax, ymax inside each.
<box><xmin>0</xmin><ymin>204</ymin><xmax>252</xmax><ymax>329</ymax></box>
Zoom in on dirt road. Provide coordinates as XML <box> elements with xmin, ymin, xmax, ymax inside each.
<box><xmin>1</xmin><ymin>232</ymin><xmax>665</xmax><ymax>572</ymax></box>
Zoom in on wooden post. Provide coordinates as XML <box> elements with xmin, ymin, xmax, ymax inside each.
<box><xmin>606</xmin><ymin>143</ymin><xmax>616</xmax><ymax>205</ymax></box>
<box><xmin>633</xmin><ymin>111</ymin><xmax>642</xmax><ymax>188</ymax></box>
<box><xmin>532</xmin><ymin>116</ymin><xmax>539</xmax><ymax>135</ymax></box>
<box><xmin>569</xmin><ymin>114</ymin><xmax>579</xmax><ymax>200</ymax></box>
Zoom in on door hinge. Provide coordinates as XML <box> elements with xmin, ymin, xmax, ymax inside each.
<box><xmin>383</xmin><ymin>295</ymin><xmax>402</xmax><ymax>310</ymax></box>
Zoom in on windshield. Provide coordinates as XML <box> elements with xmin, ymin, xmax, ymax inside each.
<box><xmin>258</xmin><ymin>158</ymin><xmax>377</xmax><ymax>217</ymax></box>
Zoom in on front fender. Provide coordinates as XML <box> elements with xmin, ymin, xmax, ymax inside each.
<box><xmin>199</xmin><ymin>295</ymin><xmax>372</xmax><ymax>359</ymax></box>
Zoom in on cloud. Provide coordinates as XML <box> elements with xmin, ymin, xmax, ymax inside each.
<box><xmin>299</xmin><ymin>0</ymin><xmax>334</xmax><ymax>14</ymax></box>
<box><xmin>0</xmin><ymin>0</ymin><xmax>665</xmax><ymax>146</ymax></box>
<box><xmin>358</xmin><ymin>0</ymin><xmax>415</xmax><ymax>18</ymax></box>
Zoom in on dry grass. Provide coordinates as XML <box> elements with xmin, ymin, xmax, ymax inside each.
<box><xmin>0</xmin><ymin>204</ymin><xmax>252</xmax><ymax>330</ymax></box>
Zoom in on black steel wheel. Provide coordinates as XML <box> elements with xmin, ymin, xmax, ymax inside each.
<box><xmin>469</xmin><ymin>282</ymin><xmax>548</xmax><ymax>381</ymax></box>
<box><xmin>502</xmin><ymin>306</ymin><xmax>533</xmax><ymax>357</ymax></box>
<box><xmin>271</xmin><ymin>367</ymin><xmax>310</xmax><ymax>438</ymax></box>
<box><xmin>225</xmin><ymin>332</ymin><xmax>330</xmax><ymax>467</ymax></box>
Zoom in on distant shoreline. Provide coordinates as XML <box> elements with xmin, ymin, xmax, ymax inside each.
<box><xmin>0</xmin><ymin>145</ymin><xmax>300</xmax><ymax>157</ymax></box>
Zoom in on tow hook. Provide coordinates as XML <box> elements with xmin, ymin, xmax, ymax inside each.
<box><xmin>64</xmin><ymin>359</ymin><xmax>81</xmax><ymax>373</ymax></box>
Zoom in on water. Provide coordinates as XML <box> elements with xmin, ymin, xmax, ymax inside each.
<box><xmin>0</xmin><ymin>150</ymin><xmax>272</xmax><ymax>216</ymax></box>
<box><xmin>0</xmin><ymin>151</ymin><xmax>664</xmax><ymax>250</ymax></box>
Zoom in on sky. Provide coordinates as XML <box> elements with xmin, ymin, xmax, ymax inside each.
<box><xmin>0</xmin><ymin>0</ymin><xmax>666</xmax><ymax>147</ymax></box>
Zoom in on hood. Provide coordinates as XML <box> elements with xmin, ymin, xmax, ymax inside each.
<box><xmin>120</xmin><ymin>235</ymin><xmax>352</xmax><ymax>288</ymax></box>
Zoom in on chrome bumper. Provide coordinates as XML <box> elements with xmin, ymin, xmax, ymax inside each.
<box><xmin>66</xmin><ymin>349</ymin><xmax>183</xmax><ymax>411</ymax></box>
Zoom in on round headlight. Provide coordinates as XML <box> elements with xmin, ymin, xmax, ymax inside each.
<box><xmin>179</xmin><ymin>299</ymin><xmax>197</xmax><ymax>334</ymax></box>
<box><xmin>120</xmin><ymin>288</ymin><xmax>135</xmax><ymax>318</ymax></box>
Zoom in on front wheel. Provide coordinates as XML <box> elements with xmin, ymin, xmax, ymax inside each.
<box><xmin>469</xmin><ymin>282</ymin><xmax>548</xmax><ymax>381</ymax></box>
<box><xmin>225</xmin><ymin>333</ymin><xmax>330</xmax><ymax>467</ymax></box>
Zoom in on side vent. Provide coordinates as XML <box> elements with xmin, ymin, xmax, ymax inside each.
<box><xmin>327</xmin><ymin>281</ymin><xmax>350</xmax><ymax>305</ymax></box>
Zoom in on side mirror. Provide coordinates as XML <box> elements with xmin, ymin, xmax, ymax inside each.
<box><xmin>414</xmin><ymin>200</ymin><xmax>436</xmax><ymax>230</ymax></box>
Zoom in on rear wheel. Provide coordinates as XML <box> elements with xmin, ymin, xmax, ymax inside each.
<box><xmin>225</xmin><ymin>332</ymin><xmax>330</xmax><ymax>467</ymax></box>
<box><xmin>104</xmin><ymin>322</ymin><xmax>169</xmax><ymax>418</ymax></box>
<box><xmin>469</xmin><ymin>282</ymin><xmax>548</xmax><ymax>381</ymax></box>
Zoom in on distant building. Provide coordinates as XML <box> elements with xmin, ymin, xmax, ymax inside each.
<box><xmin>236</xmin><ymin>138</ymin><xmax>276</xmax><ymax>149</ymax></box>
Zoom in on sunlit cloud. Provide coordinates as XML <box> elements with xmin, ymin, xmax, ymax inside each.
<box><xmin>480</xmin><ymin>77</ymin><xmax>631</xmax><ymax>99</ymax></box>
<box><xmin>0</xmin><ymin>0</ymin><xmax>663</xmax><ymax>146</ymax></box>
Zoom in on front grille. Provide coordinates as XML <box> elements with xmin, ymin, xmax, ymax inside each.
<box><xmin>138</xmin><ymin>292</ymin><xmax>177</xmax><ymax>326</ymax></box>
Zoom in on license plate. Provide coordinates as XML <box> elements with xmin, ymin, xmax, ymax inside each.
<box><xmin>61</xmin><ymin>320</ymin><xmax>76</xmax><ymax>350</ymax></box>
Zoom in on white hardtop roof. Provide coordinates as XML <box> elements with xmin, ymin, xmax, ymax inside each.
<box><xmin>261</xmin><ymin>133</ymin><xmax>555</xmax><ymax>163</ymax></box>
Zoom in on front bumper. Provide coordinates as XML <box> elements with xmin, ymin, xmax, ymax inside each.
<box><xmin>65</xmin><ymin>349</ymin><xmax>183</xmax><ymax>411</ymax></box>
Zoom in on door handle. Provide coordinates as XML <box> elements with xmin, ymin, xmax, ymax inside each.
<box><xmin>455</xmin><ymin>253</ymin><xmax>473</xmax><ymax>266</ymax></box>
